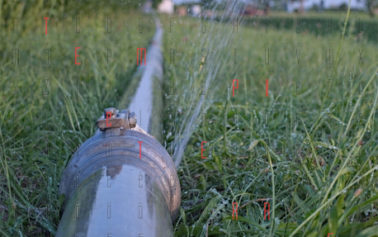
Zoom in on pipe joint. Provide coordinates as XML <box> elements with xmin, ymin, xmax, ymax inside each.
<box><xmin>57</xmin><ymin>108</ymin><xmax>181</xmax><ymax>236</ymax></box>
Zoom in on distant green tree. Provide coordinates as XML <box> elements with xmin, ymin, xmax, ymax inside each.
<box><xmin>366</xmin><ymin>0</ymin><xmax>377</xmax><ymax>17</ymax></box>
<box><xmin>202</xmin><ymin>0</ymin><xmax>216</xmax><ymax>9</ymax></box>
<box><xmin>0</xmin><ymin>0</ymin><xmax>140</xmax><ymax>31</ymax></box>
<box><xmin>152</xmin><ymin>0</ymin><xmax>163</xmax><ymax>8</ymax></box>
<box><xmin>261</xmin><ymin>0</ymin><xmax>271</xmax><ymax>14</ymax></box>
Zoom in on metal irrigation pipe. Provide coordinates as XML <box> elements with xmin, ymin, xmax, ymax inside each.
<box><xmin>56</xmin><ymin>18</ymin><xmax>180</xmax><ymax>237</ymax></box>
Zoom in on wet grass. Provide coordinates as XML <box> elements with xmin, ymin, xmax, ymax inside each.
<box><xmin>0</xmin><ymin>9</ymin><xmax>154</xmax><ymax>236</ymax></box>
<box><xmin>160</xmin><ymin>15</ymin><xmax>377</xmax><ymax>236</ymax></box>
<box><xmin>0</xmin><ymin>6</ymin><xmax>376</xmax><ymax>237</ymax></box>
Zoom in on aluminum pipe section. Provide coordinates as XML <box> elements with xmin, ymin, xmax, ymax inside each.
<box><xmin>56</xmin><ymin>109</ymin><xmax>181</xmax><ymax>237</ymax></box>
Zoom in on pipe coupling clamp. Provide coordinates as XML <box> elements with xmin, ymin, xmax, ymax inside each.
<box><xmin>96</xmin><ymin>108</ymin><xmax>137</xmax><ymax>131</ymax></box>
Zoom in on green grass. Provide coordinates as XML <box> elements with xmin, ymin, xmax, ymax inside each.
<box><xmin>0</xmin><ymin>9</ymin><xmax>153</xmax><ymax>236</ymax></box>
<box><xmin>0</xmin><ymin>4</ymin><xmax>377</xmax><ymax>237</ymax></box>
<box><xmin>160</xmin><ymin>15</ymin><xmax>377</xmax><ymax>236</ymax></box>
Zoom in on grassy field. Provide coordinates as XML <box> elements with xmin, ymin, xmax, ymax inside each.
<box><xmin>264</xmin><ymin>11</ymin><xmax>374</xmax><ymax>20</ymax></box>
<box><xmin>240</xmin><ymin>14</ymin><xmax>378</xmax><ymax>43</ymax></box>
<box><xmin>0</xmin><ymin>9</ymin><xmax>153</xmax><ymax>236</ymax></box>
<box><xmin>0</xmin><ymin>3</ymin><xmax>377</xmax><ymax>237</ymax></box>
<box><xmin>160</xmin><ymin>15</ymin><xmax>377</xmax><ymax>236</ymax></box>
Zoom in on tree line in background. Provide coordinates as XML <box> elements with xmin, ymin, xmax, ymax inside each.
<box><xmin>203</xmin><ymin>0</ymin><xmax>377</xmax><ymax>17</ymax></box>
<box><xmin>366</xmin><ymin>0</ymin><xmax>377</xmax><ymax>16</ymax></box>
<box><xmin>0</xmin><ymin>0</ymin><xmax>376</xmax><ymax>33</ymax></box>
<box><xmin>0</xmin><ymin>0</ymin><xmax>141</xmax><ymax>31</ymax></box>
